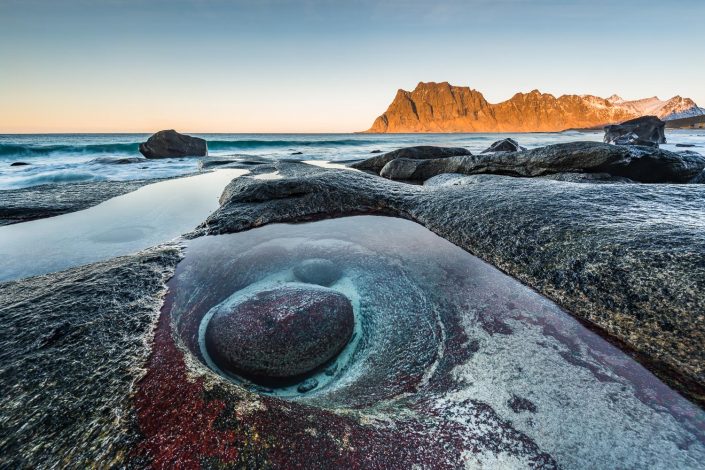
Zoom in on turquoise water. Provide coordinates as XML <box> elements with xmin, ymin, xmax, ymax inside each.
<box><xmin>1</xmin><ymin>131</ymin><xmax>704</xmax><ymax>190</ymax></box>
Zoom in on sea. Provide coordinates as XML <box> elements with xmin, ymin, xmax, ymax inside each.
<box><xmin>1</xmin><ymin>131</ymin><xmax>704</xmax><ymax>190</ymax></box>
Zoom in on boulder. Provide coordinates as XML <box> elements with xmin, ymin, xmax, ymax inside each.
<box><xmin>351</xmin><ymin>146</ymin><xmax>471</xmax><ymax>173</ymax></box>
<box><xmin>604</xmin><ymin>116</ymin><xmax>666</xmax><ymax>147</ymax></box>
<box><xmin>205</xmin><ymin>283</ymin><xmax>354</xmax><ymax>379</ymax></box>
<box><xmin>379</xmin><ymin>142</ymin><xmax>705</xmax><ymax>184</ymax></box>
<box><xmin>138</xmin><ymin>130</ymin><xmax>207</xmax><ymax>158</ymax></box>
<box><xmin>481</xmin><ymin>138</ymin><xmax>526</xmax><ymax>153</ymax></box>
<box><xmin>10</xmin><ymin>161</ymin><xmax>30</xmax><ymax>167</ymax></box>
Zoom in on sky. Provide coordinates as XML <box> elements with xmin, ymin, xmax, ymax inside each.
<box><xmin>1</xmin><ymin>0</ymin><xmax>704</xmax><ymax>133</ymax></box>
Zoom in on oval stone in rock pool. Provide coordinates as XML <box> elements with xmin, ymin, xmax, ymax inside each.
<box><xmin>205</xmin><ymin>283</ymin><xmax>354</xmax><ymax>379</ymax></box>
<box><xmin>293</xmin><ymin>258</ymin><xmax>342</xmax><ymax>286</ymax></box>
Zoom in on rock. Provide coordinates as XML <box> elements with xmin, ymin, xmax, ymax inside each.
<box><xmin>0</xmin><ymin>179</ymin><xmax>161</xmax><ymax>226</ymax></box>
<box><xmin>88</xmin><ymin>157</ymin><xmax>145</xmax><ymax>165</ymax></box>
<box><xmin>604</xmin><ymin>116</ymin><xmax>666</xmax><ymax>147</ymax></box>
<box><xmin>378</xmin><ymin>142</ymin><xmax>705</xmax><ymax>184</ymax></box>
<box><xmin>291</xmin><ymin>151</ymin><xmax>303</xmax><ymax>155</ymax></box>
<box><xmin>676</xmin><ymin>144</ymin><xmax>696</xmax><ymax>148</ymax></box>
<box><xmin>200</xmin><ymin>162</ymin><xmax>705</xmax><ymax>406</ymax></box>
<box><xmin>205</xmin><ymin>284</ymin><xmax>354</xmax><ymax>379</ymax></box>
<box><xmin>351</xmin><ymin>146</ymin><xmax>471</xmax><ymax>173</ymax></box>
<box><xmin>508</xmin><ymin>395</ymin><xmax>537</xmax><ymax>413</ymax></box>
<box><xmin>481</xmin><ymin>138</ymin><xmax>526</xmax><ymax>153</ymax></box>
<box><xmin>199</xmin><ymin>156</ymin><xmax>270</xmax><ymax>170</ymax></box>
<box><xmin>423</xmin><ymin>173</ymin><xmax>509</xmax><ymax>187</ymax></box>
<box><xmin>370</xmin><ymin>149</ymin><xmax>382</xmax><ymax>153</ymax></box>
<box><xmin>293</xmin><ymin>258</ymin><xmax>342</xmax><ymax>286</ymax></box>
<box><xmin>690</xmin><ymin>169</ymin><xmax>705</xmax><ymax>183</ymax></box>
<box><xmin>138</xmin><ymin>129</ymin><xmax>207</xmax><ymax>158</ymax></box>
<box><xmin>324</xmin><ymin>363</ymin><xmax>338</xmax><ymax>376</ymax></box>
<box><xmin>297</xmin><ymin>378</ymin><xmax>319</xmax><ymax>393</ymax></box>
<box><xmin>10</xmin><ymin>161</ymin><xmax>30</xmax><ymax>166</ymax></box>
<box><xmin>379</xmin><ymin>158</ymin><xmax>422</xmax><ymax>180</ymax></box>
<box><xmin>538</xmin><ymin>172</ymin><xmax>636</xmax><ymax>184</ymax></box>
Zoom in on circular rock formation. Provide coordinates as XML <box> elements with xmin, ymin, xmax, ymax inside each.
<box><xmin>205</xmin><ymin>283</ymin><xmax>354</xmax><ymax>380</ymax></box>
<box><xmin>293</xmin><ymin>258</ymin><xmax>342</xmax><ymax>286</ymax></box>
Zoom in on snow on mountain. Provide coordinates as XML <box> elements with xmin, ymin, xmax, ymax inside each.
<box><xmin>607</xmin><ymin>95</ymin><xmax>704</xmax><ymax>121</ymax></box>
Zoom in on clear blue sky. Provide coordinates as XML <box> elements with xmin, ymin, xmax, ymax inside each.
<box><xmin>1</xmin><ymin>0</ymin><xmax>703</xmax><ymax>132</ymax></box>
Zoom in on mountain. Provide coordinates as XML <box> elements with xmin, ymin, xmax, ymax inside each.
<box><xmin>365</xmin><ymin>82</ymin><xmax>704</xmax><ymax>133</ymax></box>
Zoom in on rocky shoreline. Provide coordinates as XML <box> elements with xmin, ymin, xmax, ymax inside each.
<box><xmin>0</xmin><ymin>178</ymin><xmax>162</xmax><ymax>226</ymax></box>
<box><xmin>1</xmin><ymin>139</ymin><xmax>705</xmax><ymax>467</ymax></box>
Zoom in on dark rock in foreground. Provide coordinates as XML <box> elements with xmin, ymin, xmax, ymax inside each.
<box><xmin>604</xmin><ymin>115</ymin><xmax>666</xmax><ymax>147</ymax></box>
<box><xmin>10</xmin><ymin>161</ymin><xmax>30</xmax><ymax>166</ymax></box>
<box><xmin>351</xmin><ymin>145</ymin><xmax>471</xmax><ymax>173</ymax></box>
<box><xmin>481</xmin><ymin>138</ymin><xmax>526</xmax><ymax>153</ymax></box>
<box><xmin>376</xmin><ymin>142</ymin><xmax>705</xmax><ymax>183</ymax></box>
<box><xmin>205</xmin><ymin>284</ymin><xmax>354</xmax><ymax>379</ymax></box>
<box><xmin>0</xmin><ymin>245</ymin><xmax>181</xmax><ymax>466</ymax></box>
<box><xmin>139</xmin><ymin>129</ymin><xmax>207</xmax><ymax>158</ymax></box>
<box><xmin>3</xmin><ymin>161</ymin><xmax>705</xmax><ymax>466</ymax></box>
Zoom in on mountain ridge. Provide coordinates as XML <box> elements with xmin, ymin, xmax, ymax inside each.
<box><xmin>365</xmin><ymin>82</ymin><xmax>704</xmax><ymax>133</ymax></box>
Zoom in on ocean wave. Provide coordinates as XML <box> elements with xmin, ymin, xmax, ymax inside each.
<box><xmin>0</xmin><ymin>142</ymin><xmax>140</xmax><ymax>158</ymax></box>
<box><xmin>5</xmin><ymin>171</ymin><xmax>108</xmax><ymax>188</ymax></box>
<box><xmin>0</xmin><ymin>138</ymin><xmax>377</xmax><ymax>158</ymax></box>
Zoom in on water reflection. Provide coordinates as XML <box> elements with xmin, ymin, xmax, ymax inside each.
<box><xmin>0</xmin><ymin>170</ymin><xmax>245</xmax><ymax>281</ymax></box>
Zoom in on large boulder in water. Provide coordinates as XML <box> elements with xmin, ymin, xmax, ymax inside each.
<box><xmin>379</xmin><ymin>141</ymin><xmax>705</xmax><ymax>184</ymax></box>
<box><xmin>604</xmin><ymin>116</ymin><xmax>666</xmax><ymax>147</ymax></box>
<box><xmin>138</xmin><ymin>130</ymin><xmax>207</xmax><ymax>158</ymax></box>
<box><xmin>481</xmin><ymin>138</ymin><xmax>526</xmax><ymax>153</ymax></box>
<box><xmin>351</xmin><ymin>146</ymin><xmax>471</xmax><ymax>173</ymax></box>
<box><xmin>204</xmin><ymin>283</ymin><xmax>354</xmax><ymax>379</ymax></box>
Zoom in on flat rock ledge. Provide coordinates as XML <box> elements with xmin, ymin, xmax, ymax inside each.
<box><xmin>196</xmin><ymin>161</ymin><xmax>705</xmax><ymax>407</ymax></box>
<box><xmin>365</xmin><ymin>142</ymin><xmax>705</xmax><ymax>183</ymax></box>
<box><xmin>0</xmin><ymin>179</ymin><xmax>162</xmax><ymax>226</ymax></box>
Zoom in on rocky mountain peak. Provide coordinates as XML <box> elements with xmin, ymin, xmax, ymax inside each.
<box><xmin>365</xmin><ymin>83</ymin><xmax>703</xmax><ymax>133</ymax></box>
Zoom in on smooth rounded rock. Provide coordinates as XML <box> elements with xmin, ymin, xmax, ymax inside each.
<box><xmin>293</xmin><ymin>258</ymin><xmax>342</xmax><ymax>286</ymax></box>
<box><xmin>205</xmin><ymin>283</ymin><xmax>354</xmax><ymax>379</ymax></box>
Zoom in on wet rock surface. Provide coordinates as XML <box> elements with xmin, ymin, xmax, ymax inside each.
<box><xmin>0</xmin><ymin>245</ymin><xmax>181</xmax><ymax>467</ymax></box>
<box><xmin>3</xmin><ymin>151</ymin><xmax>705</xmax><ymax>467</ymax></box>
<box><xmin>205</xmin><ymin>284</ymin><xmax>354</xmax><ymax>380</ymax></box>
<box><xmin>0</xmin><ymin>178</ymin><xmax>162</xmax><ymax>226</ymax></box>
<box><xmin>158</xmin><ymin>215</ymin><xmax>705</xmax><ymax>468</ymax></box>
<box><xmin>351</xmin><ymin>145</ymin><xmax>471</xmax><ymax>173</ymax></box>
<box><xmin>198</xmin><ymin>155</ymin><xmax>272</xmax><ymax>170</ymax></box>
<box><xmin>139</xmin><ymin>129</ymin><xmax>207</xmax><ymax>158</ymax></box>
<box><xmin>199</xmin><ymin>162</ymin><xmax>705</xmax><ymax>406</ymax></box>
<box><xmin>373</xmin><ymin>141</ymin><xmax>705</xmax><ymax>183</ymax></box>
<box><xmin>604</xmin><ymin>115</ymin><xmax>666</xmax><ymax>147</ymax></box>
